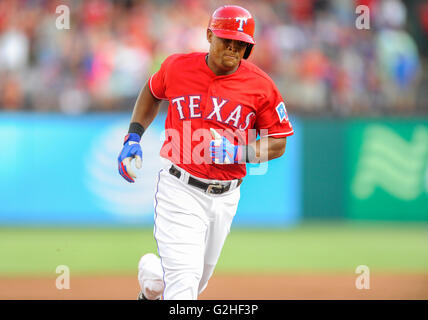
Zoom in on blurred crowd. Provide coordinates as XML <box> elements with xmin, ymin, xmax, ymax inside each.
<box><xmin>0</xmin><ymin>0</ymin><xmax>427</xmax><ymax>115</ymax></box>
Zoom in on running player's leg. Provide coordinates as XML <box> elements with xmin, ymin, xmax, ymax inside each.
<box><xmin>198</xmin><ymin>186</ymin><xmax>240</xmax><ymax>295</ymax></box>
<box><xmin>154</xmin><ymin>169</ymin><xmax>208</xmax><ymax>300</ymax></box>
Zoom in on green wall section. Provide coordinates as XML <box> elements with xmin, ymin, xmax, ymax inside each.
<box><xmin>302</xmin><ymin>117</ymin><xmax>428</xmax><ymax>221</ymax></box>
<box><xmin>346</xmin><ymin>119</ymin><xmax>428</xmax><ymax>221</ymax></box>
<box><xmin>302</xmin><ymin>118</ymin><xmax>346</xmax><ymax>219</ymax></box>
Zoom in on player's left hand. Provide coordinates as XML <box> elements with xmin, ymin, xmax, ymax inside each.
<box><xmin>118</xmin><ymin>133</ymin><xmax>142</xmax><ymax>183</ymax></box>
<box><xmin>209</xmin><ymin>128</ymin><xmax>242</xmax><ymax>164</ymax></box>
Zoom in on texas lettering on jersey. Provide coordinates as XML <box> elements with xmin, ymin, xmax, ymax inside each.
<box><xmin>171</xmin><ymin>95</ymin><xmax>255</xmax><ymax>130</ymax></box>
<box><xmin>149</xmin><ymin>52</ymin><xmax>294</xmax><ymax>180</ymax></box>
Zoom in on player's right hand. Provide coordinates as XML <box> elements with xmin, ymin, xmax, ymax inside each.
<box><xmin>118</xmin><ymin>133</ymin><xmax>142</xmax><ymax>183</ymax></box>
<box><xmin>210</xmin><ymin>128</ymin><xmax>242</xmax><ymax>164</ymax></box>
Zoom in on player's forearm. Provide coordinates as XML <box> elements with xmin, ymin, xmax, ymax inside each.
<box><xmin>245</xmin><ymin>137</ymin><xmax>286</xmax><ymax>163</ymax></box>
<box><xmin>130</xmin><ymin>82</ymin><xmax>162</xmax><ymax>132</ymax></box>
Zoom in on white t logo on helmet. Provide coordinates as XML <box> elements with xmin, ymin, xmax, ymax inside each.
<box><xmin>235</xmin><ymin>17</ymin><xmax>248</xmax><ymax>31</ymax></box>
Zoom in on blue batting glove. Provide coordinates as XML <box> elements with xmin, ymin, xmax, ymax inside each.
<box><xmin>209</xmin><ymin>128</ymin><xmax>242</xmax><ymax>164</ymax></box>
<box><xmin>118</xmin><ymin>133</ymin><xmax>143</xmax><ymax>183</ymax></box>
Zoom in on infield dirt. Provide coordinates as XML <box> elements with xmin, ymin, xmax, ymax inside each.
<box><xmin>1</xmin><ymin>273</ymin><xmax>427</xmax><ymax>299</ymax></box>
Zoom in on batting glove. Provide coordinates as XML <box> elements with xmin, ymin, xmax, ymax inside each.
<box><xmin>118</xmin><ymin>133</ymin><xmax>142</xmax><ymax>183</ymax></box>
<box><xmin>209</xmin><ymin>128</ymin><xmax>243</xmax><ymax>164</ymax></box>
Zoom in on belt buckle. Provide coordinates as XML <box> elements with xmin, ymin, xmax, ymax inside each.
<box><xmin>206</xmin><ymin>184</ymin><xmax>223</xmax><ymax>195</ymax></box>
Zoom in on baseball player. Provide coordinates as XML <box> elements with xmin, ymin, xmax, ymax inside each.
<box><xmin>117</xmin><ymin>5</ymin><xmax>293</xmax><ymax>300</ymax></box>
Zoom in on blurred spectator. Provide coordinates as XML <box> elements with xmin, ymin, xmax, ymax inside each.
<box><xmin>0</xmin><ymin>0</ymin><xmax>425</xmax><ymax>115</ymax></box>
<box><xmin>0</xmin><ymin>29</ymin><xmax>29</xmax><ymax>71</ymax></box>
<box><xmin>376</xmin><ymin>28</ymin><xmax>420</xmax><ymax>111</ymax></box>
<box><xmin>0</xmin><ymin>73</ymin><xmax>24</xmax><ymax>110</ymax></box>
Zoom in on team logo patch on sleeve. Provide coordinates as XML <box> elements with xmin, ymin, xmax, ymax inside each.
<box><xmin>276</xmin><ymin>102</ymin><xmax>288</xmax><ymax>122</ymax></box>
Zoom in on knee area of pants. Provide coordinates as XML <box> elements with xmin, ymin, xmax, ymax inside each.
<box><xmin>138</xmin><ymin>253</ymin><xmax>159</xmax><ymax>270</ymax></box>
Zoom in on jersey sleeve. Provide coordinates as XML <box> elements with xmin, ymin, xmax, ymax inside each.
<box><xmin>254</xmin><ymin>82</ymin><xmax>294</xmax><ymax>138</ymax></box>
<box><xmin>148</xmin><ymin>55</ymin><xmax>175</xmax><ymax>100</ymax></box>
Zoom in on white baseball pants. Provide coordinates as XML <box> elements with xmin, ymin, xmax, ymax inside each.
<box><xmin>138</xmin><ymin>159</ymin><xmax>241</xmax><ymax>300</ymax></box>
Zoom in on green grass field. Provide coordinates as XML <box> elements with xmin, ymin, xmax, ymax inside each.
<box><xmin>0</xmin><ymin>222</ymin><xmax>427</xmax><ymax>276</ymax></box>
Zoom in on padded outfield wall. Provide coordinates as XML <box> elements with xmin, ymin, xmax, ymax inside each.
<box><xmin>0</xmin><ymin>112</ymin><xmax>301</xmax><ymax>227</ymax></box>
<box><xmin>302</xmin><ymin>117</ymin><xmax>428</xmax><ymax>221</ymax></box>
<box><xmin>346</xmin><ymin>119</ymin><xmax>428</xmax><ymax>221</ymax></box>
<box><xmin>1</xmin><ymin>113</ymin><xmax>427</xmax><ymax>226</ymax></box>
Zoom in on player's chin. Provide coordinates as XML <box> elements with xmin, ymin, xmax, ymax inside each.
<box><xmin>222</xmin><ymin>56</ymin><xmax>239</xmax><ymax>68</ymax></box>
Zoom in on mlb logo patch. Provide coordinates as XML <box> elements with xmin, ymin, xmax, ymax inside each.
<box><xmin>276</xmin><ymin>102</ymin><xmax>288</xmax><ymax>122</ymax></box>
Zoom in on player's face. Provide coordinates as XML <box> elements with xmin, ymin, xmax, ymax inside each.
<box><xmin>207</xmin><ymin>30</ymin><xmax>248</xmax><ymax>75</ymax></box>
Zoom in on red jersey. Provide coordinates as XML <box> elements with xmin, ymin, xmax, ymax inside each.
<box><xmin>149</xmin><ymin>52</ymin><xmax>294</xmax><ymax>180</ymax></box>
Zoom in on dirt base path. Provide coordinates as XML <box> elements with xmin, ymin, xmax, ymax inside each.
<box><xmin>1</xmin><ymin>274</ymin><xmax>427</xmax><ymax>300</ymax></box>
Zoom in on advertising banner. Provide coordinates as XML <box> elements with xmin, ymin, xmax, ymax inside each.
<box><xmin>0</xmin><ymin>113</ymin><xmax>301</xmax><ymax>226</ymax></box>
<box><xmin>347</xmin><ymin>120</ymin><xmax>428</xmax><ymax>221</ymax></box>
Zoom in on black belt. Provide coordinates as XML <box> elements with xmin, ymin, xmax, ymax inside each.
<box><xmin>168</xmin><ymin>165</ymin><xmax>242</xmax><ymax>195</ymax></box>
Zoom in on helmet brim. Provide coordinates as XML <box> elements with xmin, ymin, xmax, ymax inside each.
<box><xmin>210</xmin><ymin>28</ymin><xmax>255</xmax><ymax>45</ymax></box>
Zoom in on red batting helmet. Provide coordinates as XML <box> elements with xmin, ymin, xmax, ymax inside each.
<box><xmin>208</xmin><ymin>5</ymin><xmax>256</xmax><ymax>59</ymax></box>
